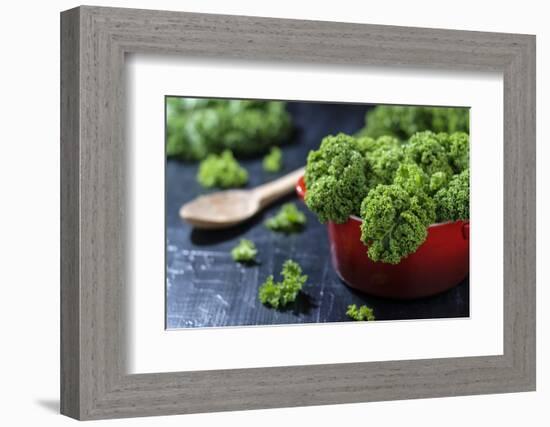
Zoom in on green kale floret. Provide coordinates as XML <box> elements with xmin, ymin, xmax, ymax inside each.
<box><xmin>439</xmin><ymin>131</ymin><xmax>470</xmax><ymax>173</ymax></box>
<box><xmin>366</xmin><ymin>138</ymin><xmax>404</xmax><ymax>187</ymax></box>
<box><xmin>231</xmin><ymin>239</ymin><xmax>258</xmax><ymax>263</ymax></box>
<box><xmin>428</xmin><ymin>171</ymin><xmax>447</xmax><ymax>194</ymax></box>
<box><xmin>359</xmin><ymin>184</ymin><xmax>436</xmax><ymax>264</ymax></box>
<box><xmin>166</xmin><ymin>98</ymin><xmax>292</xmax><ymax>161</ymax></box>
<box><xmin>393</xmin><ymin>162</ymin><xmax>429</xmax><ymax>195</ymax></box>
<box><xmin>259</xmin><ymin>260</ymin><xmax>308</xmax><ymax>309</ymax></box>
<box><xmin>352</xmin><ymin>136</ymin><xmax>377</xmax><ymax>156</ymax></box>
<box><xmin>357</xmin><ymin>105</ymin><xmax>469</xmax><ymax>140</ymax></box>
<box><xmin>431</xmin><ymin>107</ymin><xmax>470</xmax><ymax>136</ymax></box>
<box><xmin>262</xmin><ymin>146</ymin><xmax>283</xmax><ymax>172</ymax></box>
<box><xmin>265</xmin><ymin>203</ymin><xmax>306</xmax><ymax>233</ymax></box>
<box><xmin>353</xmin><ymin>135</ymin><xmax>399</xmax><ymax>156</ymax></box>
<box><xmin>404</xmin><ymin>131</ymin><xmax>454</xmax><ymax>178</ymax></box>
<box><xmin>434</xmin><ymin>168</ymin><xmax>470</xmax><ymax>222</ymax></box>
<box><xmin>346</xmin><ymin>304</ymin><xmax>375</xmax><ymax>321</ymax></box>
<box><xmin>167</xmin><ymin>107</ymin><xmax>228</xmax><ymax>161</ymax></box>
<box><xmin>304</xmin><ymin>134</ymin><xmax>369</xmax><ymax>223</ymax></box>
<box><xmin>196</xmin><ymin>150</ymin><xmax>248</xmax><ymax>188</ymax></box>
<box><xmin>358</xmin><ymin>106</ymin><xmax>432</xmax><ymax>140</ymax></box>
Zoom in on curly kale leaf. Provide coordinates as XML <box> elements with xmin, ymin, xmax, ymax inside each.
<box><xmin>360</xmin><ymin>184</ymin><xmax>435</xmax><ymax>264</ymax></box>
<box><xmin>196</xmin><ymin>150</ymin><xmax>248</xmax><ymax>188</ymax></box>
<box><xmin>258</xmin><ymin>275</ymin><xmax>280</xmax><ymax>308</ymax></box>
<box><xmin>439</xmin><ymin>131</ymin><xmax>470</xmax><ymax>173</ymax></box>
<box><xmin>346</xmin><ymin>304</ymin><xmax>375</xmax><ymax>321</ymax></box>
<box><xmin>231</xmin><ymin>239</ymin><xmax>258</xmax><ymax>263</ymax></box>
<box><xmin>429</xmin><ymin>171</ymin><xmax>448</xmax><ymax>194</ymax></box>
<box><xmin>393</xmin><ymin>162</ymin><xmax>429</xmax><ymax>195</ymax></box>
<box><xmin>304</xmin><ymin>134</ymin><xmax>369</xmax><ymax>223</ymax></box>
<box><xmin>434</xmin><ymin>168</ymin><xmax>470</xmax><ymax>222</ymax></box>
<box><xmin>357</xmin><ymin>105</ymin><xmax>469</xmax><ymax>140</ymax></box>
<box><xmin>265</xmin><ymin>203</ymin><xmax>306</xmax><ymax>233</ymax></box>
<box><xmin>392</xmin><ymin>162</ymin><xmax>448</xmax><ymax>197</ymax></box>
<box><xmin>166</xmin><ymin>98</ymin><xmax>292</xmax><ymax>161</ymax></box>
<box><xmin>404</xmin><ymin>131</ymin><xmax>454</xmax><ymax>178</ymax></box>
<box><xmin>258</xmin><ymin>260</ymin><xmax>308</xmax><ymax>309</ymax></box>
<box><xmin>352</xmin><ymin>135</ymin><xmax>399</xmax><ymax>157</ymax></box>
<box><xmin>304</xmin><ymin>133</ymin><xmax>358</xmax><ymax>184</ymax></box>
<box><xmin>167</xmin><ymin>108</ymin><xmax>227</xmax><ymax>160</ymax></box>
<box><xmin>366</xmin><ymin>138</ymin><xmax>404</xmax><ymax>187</ymax></box>
<box><xmin>431</xmin><ymin>108</ymin><xmax>470</xmax><ymax>135</ymax></box>
<box><xmin>262</xmin><ymin>146</ymin><xmax>283</xmax><ymax>172</ymax></box>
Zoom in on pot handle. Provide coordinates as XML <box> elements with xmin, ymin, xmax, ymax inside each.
<box><xmin>296</xmin><ymin>176</ymin><xmax>306</xmax><ymax>201</ymax></box>
<box><xmin>462</xmin><ymin>222</ymin><xmax>470</xmax><ymax>240</ymax></box>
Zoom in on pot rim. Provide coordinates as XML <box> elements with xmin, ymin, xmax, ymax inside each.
<box><xmin>297</xmin><ymin>175</ymin><xmax>468</xmax><ymax>229</ymax></box>
<box><xmin>347</xmin><ymin>214</ymin><xmax>464</xmax><ymax>228</ymax></box>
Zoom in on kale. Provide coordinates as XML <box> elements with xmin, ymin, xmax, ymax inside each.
<box><xmin>346</xmin><ymin>304</ymin><xmax>375</xmax><ymax>321</ymax></box>
<box><xmin>263</xmin><ymin>146</ymin><xmax>283</xmax><ymax>172</ymax></box>
<box><xmin>439</xmin><ymin>131</ymin><xmax>470</xmax><ymax>173</ymax></box>
<box><xmin>434</xmin><ymin>168</ymin><xmax>470</xmax><ymax>222</ymax></box>
<box><xmin>259</xmin><ymin>260</ymin><xmax>308</xmax><ymax>309</ymax></box>
<box><xmin>265</xmin><ymin>203</ymin><xmax>306</xmax><ymax>233</ymax></box>
<box><xmin>353</xmin><ymin>135</ymin><xmax>397</xmax><ymax>156</ymax></box>
<box><xmin>231</xmin><ymin>239</ymin><xmax>258</xmax><ymax>263</ymax></box>
<box><xmin>166</xmin><ymin>98</ymin><xmax>292</xmax><ymax>161</ymax></box>
<box><xmin>357</xmin><ymin>105</ymin><xmax>469</xmax><ymax>140</ymax></box>
<box><xmin>404</xmin><ymin>131</ymin><xmax>454</xmax><ymax>178</ymax></box>
<box><xmin>365</xmin><ymin>138</ymin><xmax>404</xmax><ymax>187</ymax></box>
<box><xmin>359</xmin><ymin>183</ymin><xmax>436</xmax><ymax>264</ymax></box>
<box><xmin>196</xmin><ymin>150</ymin><xmax>248</xmax><ymax>188</ymax></box>
<box><xmin>303</xmin><ymin>130</ymin><xmax>468</xmax><ymax>264</ymax></box>
<box><xmin>304</xmin><ymin>133</ymin><xmax>369</xmax><ymax>223</ymax></box>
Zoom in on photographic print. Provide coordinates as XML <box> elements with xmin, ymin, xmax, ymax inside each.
<box><xmin>165</xmin><ymin>98</ymin><xmax>470</xmax><ymax>329</ymax></box>
<box><xmin>60</xmin><ymin>8</ymin><xmax>536</xmax><ymax>419</ymax></box>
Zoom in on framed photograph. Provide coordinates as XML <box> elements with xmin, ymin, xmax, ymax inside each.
<box><xmin>61</xmin><ymin>6</ymin><xmax>536</xmax><ymax>420</ymax></box>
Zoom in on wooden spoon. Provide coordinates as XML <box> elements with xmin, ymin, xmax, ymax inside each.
<box><xmin>179</xmin><ymin>167</ymin><xmax>306</xmax><ymax>229</ymax></box>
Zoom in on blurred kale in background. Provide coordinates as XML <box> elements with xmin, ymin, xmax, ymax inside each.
<box><xmin>357</xmin><ymin>105</ymin><xmax>469</xmax><ymax>140</ymax></box>
<box><xmin>166</xmin><ymin>97</ymin><xmax>292</xmax><ymax>161</ymax></box>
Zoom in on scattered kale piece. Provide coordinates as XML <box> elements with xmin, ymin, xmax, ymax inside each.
<box><xmin>259</xmin><ymin>260</ymin><xmax>308</xmax><ymax>309</ymax></box>
<box><xmin>265</xmin><ymin>203</ymin><xmax>306</xmax><ymax>233</ymax></box>
<box><xmin>166</xmin><ymin>98</ymin><xmax>292</xmax><ymax>161</ymax></box>
<box><xmin>196</xmin><ymin>150</ymin><xmax>248</xmax><ymax>188</ymax></box>
<box><xmin>231</xmin><ymin>239</ymin><xmax>258</xmax><ymax>263</ymax></box>
<box><xmin>263</xmin><ymin>147</ymin><xmax>283</xmax><ymax>172</ymax></box>
<box><xmin>258</xmin><ymin>276</ymin><xmax>281</xmax><ymax>308</ymax></box>
<box><xmin>357</xmin><ymin>105</ymin><xmax>469</xmax><ymax>140</ymax></box>
<box><xmin>346</xmin><ymin>304</ymin><xmax>375</xmax><ymax>321</ymax></box>
<box><xmin>434</xmin><ymin>168</ymin><xmax>470</xmax><ymax>222</ymax></box>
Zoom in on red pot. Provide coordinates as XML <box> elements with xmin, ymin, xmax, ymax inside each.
<box><xmin>296</xmin><ymin>176</ymin><xmax>469</xmax><ymax>299</ymax></box>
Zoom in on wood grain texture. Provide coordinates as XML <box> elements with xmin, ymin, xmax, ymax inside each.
<box><xmin>60</xmin><ymin>5</ymin><xmax>536</xmax><ymax>420</ymax></box>
<box><xmin>60</xmin><ymin>7</ymin><xmax>80</xmax><ymax>419</ymax></box>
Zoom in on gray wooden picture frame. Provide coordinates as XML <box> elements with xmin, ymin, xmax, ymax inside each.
<box><xmin>60</xmin><ymin>5</ymin><xmax>536</xmax><ymax>420</ymax></box>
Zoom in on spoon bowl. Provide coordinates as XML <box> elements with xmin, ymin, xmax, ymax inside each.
<box><xmin>179</xmin><ymin>190</ymin><xmax>260</xmax><ymax>229</ymax></box>
<box><xmin>179</xmin><ymin>167</ymin><xmax>305</xmax><ymax>229</ymax></box>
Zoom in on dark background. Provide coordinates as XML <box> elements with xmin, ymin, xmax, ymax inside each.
<box><xmin>166</xmin><ymin>101</ymin><xmax>469</xmax><ymax>329</ymax></box>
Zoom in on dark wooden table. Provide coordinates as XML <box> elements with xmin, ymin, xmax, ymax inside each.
<box><xmin>166</xmin><ymin>101</ymin><xmax>469</xmax><ymax>329</ymax></box>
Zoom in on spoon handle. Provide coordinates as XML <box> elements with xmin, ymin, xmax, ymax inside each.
<box><xmin>253</xmin><ymin>166</ymin><xmax>306</xmax><ymax>208</ymax></box>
